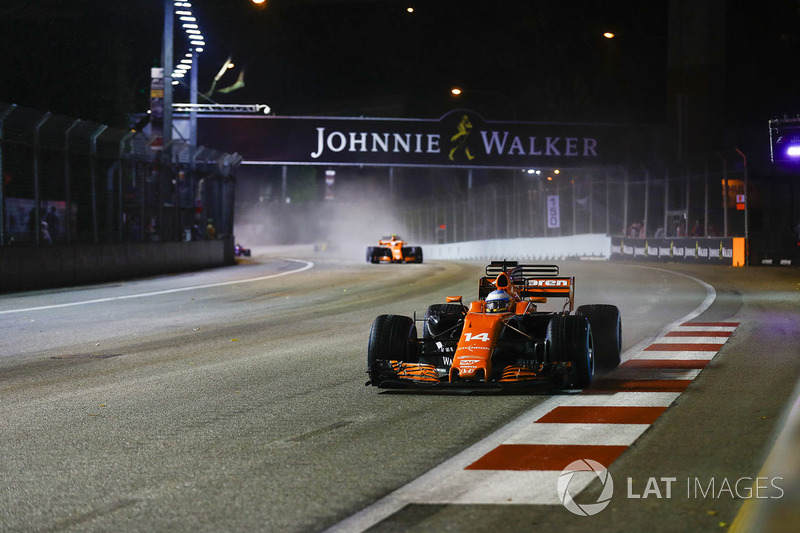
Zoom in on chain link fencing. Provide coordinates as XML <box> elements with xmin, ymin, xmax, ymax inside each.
<box><xmin>397</xmin><ymin>155</ymin><xmax>750</xmax><ymax>245</ymax></box>
<box><xmin>0</xmin><ymin>102</ymin><xmax>240</xmax><ymax>247</ymax></box>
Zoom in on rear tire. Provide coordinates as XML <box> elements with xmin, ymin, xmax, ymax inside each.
<box><xmin>547</xmin><ymin>314</ymin><xmax>593</xmax><ymax>389</ymax></box>
<box><xmin>367</xmin><ymin>315</ymin><xmax>418</xmax><ymax>384</ymax></box>
<box><xmin>576</xmin><ymin>304</ymin><xmax>621</xmax><ymax>370</ymax></box>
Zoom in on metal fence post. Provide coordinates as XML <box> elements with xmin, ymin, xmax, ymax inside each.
<box><xmin>33</xmin><ymin>112</ymin><xmax>52</xmax><ymax>245</ymax></box>
<box><xmin>117</xmin><ymin>131</ymin><xmax>136</xmax><ymax>242</ymax></box>
<box><xmin>736</xmin><ymin>148</ymin><xmax>749</xmax><ymax>254</ymax></box>
<box><xmin>0</xmin><ymin>105</ymin><xmax>17</xmax><ymax>245</ymax></box>
<box><xmin>720</xmin><ymin>153</ymin><xmax>729</xmax><ymax>237</ymax></box>
<box><xmin>90</xmin><ymin>125</ymin><xmax>109</xmax><ymax>244</ymax></box>
<box><xmin>703</xmin><ymin>157</ymin><xmax>709</xmax><ymax>237</ymax></box>
<box><xmin>644</xmin><ymin>168</ymin><xmax>650</xmax><ymax>237</ymax></box>
<box><xmin>64</xmin><ymin>119</ymin><xmax>80</xmax><ymax>244</ymax></box>
<box><xmin>620</xmin><ymin>166</ymin><xmax>629</xmax><ymax>236</ymax></box>
<box><xmin>605</xmin><ymin>172</ymin><xmax>610</xmax><ymax>234</ymax></box>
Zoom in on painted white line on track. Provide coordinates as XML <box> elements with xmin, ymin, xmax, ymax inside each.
<box><xmin>609</xmin><ymin>368</ymin><xmax>703</xmax><ymax>380</ymax></box>
<box><xmin>561</xmin><ymin>391</ymin><xmax>681</xmax><ymax>407</ymax></box>
<box><xmin>505</xmin><ymin>423</ymin><xmax>650</xmax><ymax>446</ymax></box>
<box><xmin>325</xmin><ymin>266</ymin><xmax>719</xmax><ymax>533</ymax></box>
<box><xmin>651</xmin><ymin>336</ymin><xmax>730</xmax><ymax>344</ymax></box>
<box><xmin>629</xmin><ymin>350</ymin><xmax>720</xmax><ymax>361</ymax></box>
<box><xmin>0</xmin><ymin>258</ymin><xmax>314</xmax><ymax>315</ymax></box>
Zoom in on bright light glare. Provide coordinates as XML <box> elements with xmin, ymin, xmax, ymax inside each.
<box><xmin>603</xmin><ymin>32</ymin><xmax>615</xmax><ymax>39</ymax></box>
<box><xmin>788</xmin><ymin>145</ymin><xmax>800</xmax><ymax>157</ymax></box>
<box><xmin>451</xmin><ymin>88</ymin><xmax>462</xmax><ymax>96</ymax></box>
<box><xmin>252</xmin><ymin>0</ymin><xmax>267</xmax><ymax>4</ymax></box>
<box><xmin>407</xmin><ymin>7</ymin><xmax>414</xmax><ymax>13</ymax></box>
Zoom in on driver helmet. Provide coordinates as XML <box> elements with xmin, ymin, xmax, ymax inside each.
<box><xmin>485</xmin><ymin>290</ymin><xmax>512</xmax><ymax>313</ymax></box>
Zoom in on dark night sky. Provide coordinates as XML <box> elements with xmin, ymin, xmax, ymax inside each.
<box><xmin>0</xmin><ymin>0</ymin><xmax>798</xmax><ymax>130</ymax></box>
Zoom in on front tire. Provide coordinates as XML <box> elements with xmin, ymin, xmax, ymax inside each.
<box><xmin>366</xmin><ymin>246</ymin><xmax>381</xmax><ymax>263</ymax></box>
<box><xmin>367</xmin><ymin>315</ymin><xmax>418</xmax><ymax>385</ymax></box>
<box><xmin>576</xmin><ymin>304</ymin><xmax>621</xmax><ymax>370</ymax></box>
<box><xmin>547</xmin><ymin>314</ymin><xmax>593</xmax><ymax>389</ymax></box>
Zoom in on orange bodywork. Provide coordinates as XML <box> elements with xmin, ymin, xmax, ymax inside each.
<box><xmin>451</xmin><ymin>307</ymin><xmax>503</xmax><ymax>381</ymax></box>
<box><xmin>450</xmin><ymin>272</ymin><xmax>537</xmax><ymax>382</ymax></box>
<box><xmin>405</xmin><ymin>269</ymin><xmax>574</xmax><ymax>385</ymax></box>
<box><xmin>368</xmin><ymin>234</ymin><xmax>422</xmax><ymax>264</ymax></box>
<box><xmin>367</xmin><ymin>261</ymin><xmax>581</xmax><ymax>388</ymax></box>
<box><xmin>378</xmin><ymin>235</ymin><xmax>406</xmax><ymax>262</ymax></box>
<box><xmin>446</xmin><ymin>269</ymin><xmax>574</xmax><ymax>384</ymax></box>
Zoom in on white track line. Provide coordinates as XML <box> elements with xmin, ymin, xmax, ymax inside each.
<box><xmin>0</xmin><ymin>258</ymin><xmax>314</xmax><ymax>315</ymax></box>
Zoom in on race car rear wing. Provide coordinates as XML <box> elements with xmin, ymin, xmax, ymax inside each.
<box><xmin>485</xmin><ymin>260</ymin><xmax>559</xmax><ymax>278</ymax></box>
<box><xmin>479</xmin><ymin>261</ymin><xmax>574</xmax><ymax>310</ymax></box>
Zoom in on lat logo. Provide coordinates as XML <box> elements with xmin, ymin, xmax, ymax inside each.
<box><xmin>558</xmin><ymin>459</ymin><xmax>614</xmax><ymax>516</ymax></box>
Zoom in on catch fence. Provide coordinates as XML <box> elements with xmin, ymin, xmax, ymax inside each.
<box><xmin>399</xmin><ymin>155</ymin><xmax>749</xmax><ymax>245</ymax></box>
<box><xmin>0</xmin><ymin>102</ymin><xmax>240</xmax><ymax>247</ymax></box>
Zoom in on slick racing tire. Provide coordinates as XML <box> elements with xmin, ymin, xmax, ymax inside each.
<box><xmin>366</xmin><ymin>246</ymin><xmax>379</xmax><ymax>264</ymax></box>
<box><xmin>367</xmin><ymin>315</ymin><xmax>419</xmax><ymax>384</ymax></box>
<box><xmin>576</xmin><ymin>304</ymin><xmax>622</xmax><ymax>370</ymax></box>
<box><xmin>547</xmin><ymin>314</ymin><xmax>593</xmax><ymax>389</ymax></box>
<box><xmin>401</xmin><ymin>246</ymin><xmax>423</xmax><ymax>264</ymax></box>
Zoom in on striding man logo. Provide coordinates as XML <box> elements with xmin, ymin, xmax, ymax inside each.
<box><xmin>449</xmin><ymin>114</ymin><xmax>476</xmax><ymax>161</ymax></box>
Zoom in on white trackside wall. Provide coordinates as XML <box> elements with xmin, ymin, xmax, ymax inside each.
<box><xmin>423</xmin><ymin>234</ymin><xmax>611</xmax><ymax>261</ymax></box>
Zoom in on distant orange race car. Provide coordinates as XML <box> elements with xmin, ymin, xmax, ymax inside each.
<box><xmin>366</xmin><ymin>260</ymin><xmax>621</xmax><ymax>390</ymax></box>
<box><xmin>366</xmin><ymin>234</ymin><xmax>423</xmax><ymax>264</ymax></box>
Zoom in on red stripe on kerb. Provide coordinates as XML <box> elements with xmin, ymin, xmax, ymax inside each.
<box><xmin>680</xmin><ymin>322</ymin><xmax>739</xmax><ymax>327</ymax></box>
<box><xmin>665</xmin><ymin>331</ymin><xmax>731</xmax><ymax>337</ymax></box>
<box><xmin>536</xmin><ymin>406</ymin><xmax>666</xmax><ymax>424</ymax></box>
<box><xmin>465</xmin><ymin>444</ymin><xmax>628</xmax><ymax>471</ymax></box>
<box><xmin>583</xmin><ymin>379</ymin><xmax>693</xmax><ymax>393</ymax></box>
<box><xmin>621</xmin><ymin>359</ymin><xmax>709</xmax><ymax>369</ymax></box>
<box><xmin>645</xmin><ymin>343</ymin><xmax>723</xmax><ymax>351</ymax></box>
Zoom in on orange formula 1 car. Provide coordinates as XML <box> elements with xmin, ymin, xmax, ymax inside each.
<box><xmin>366</xmin><ymin>234</ymin><xmax>423</xmax><ymax>264</ymax></box>
<box><xmin>366</xmin><ymin>261</ymin><xmax>621</xmax><ymax>390</ymax></box>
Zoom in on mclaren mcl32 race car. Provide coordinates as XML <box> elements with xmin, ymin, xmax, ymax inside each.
<box><xmin>366</xmin><ymin>234</ymin><xmax>423</xmax><ymax>264</ymax></box>
<box><xmin>366</xmin><ymin>261</ymin><xmax>621</xmax><ymax>390</ymax></box>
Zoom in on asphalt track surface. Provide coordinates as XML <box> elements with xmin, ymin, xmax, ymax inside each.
<box><xmin>1</xmin><ymin>246</ymin><xmax>799</xmax><ymax>532</ymax></box>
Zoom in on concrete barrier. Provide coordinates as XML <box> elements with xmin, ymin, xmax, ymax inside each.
<box><xmin>424</xmin><ymin>234</ymin><xmax>611</xmax><ymax>261</ymax></box>
<box><xmin>0</xmin><ymin>238</ymin><xmax>234</xmax><ymax>294</ymax></box>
